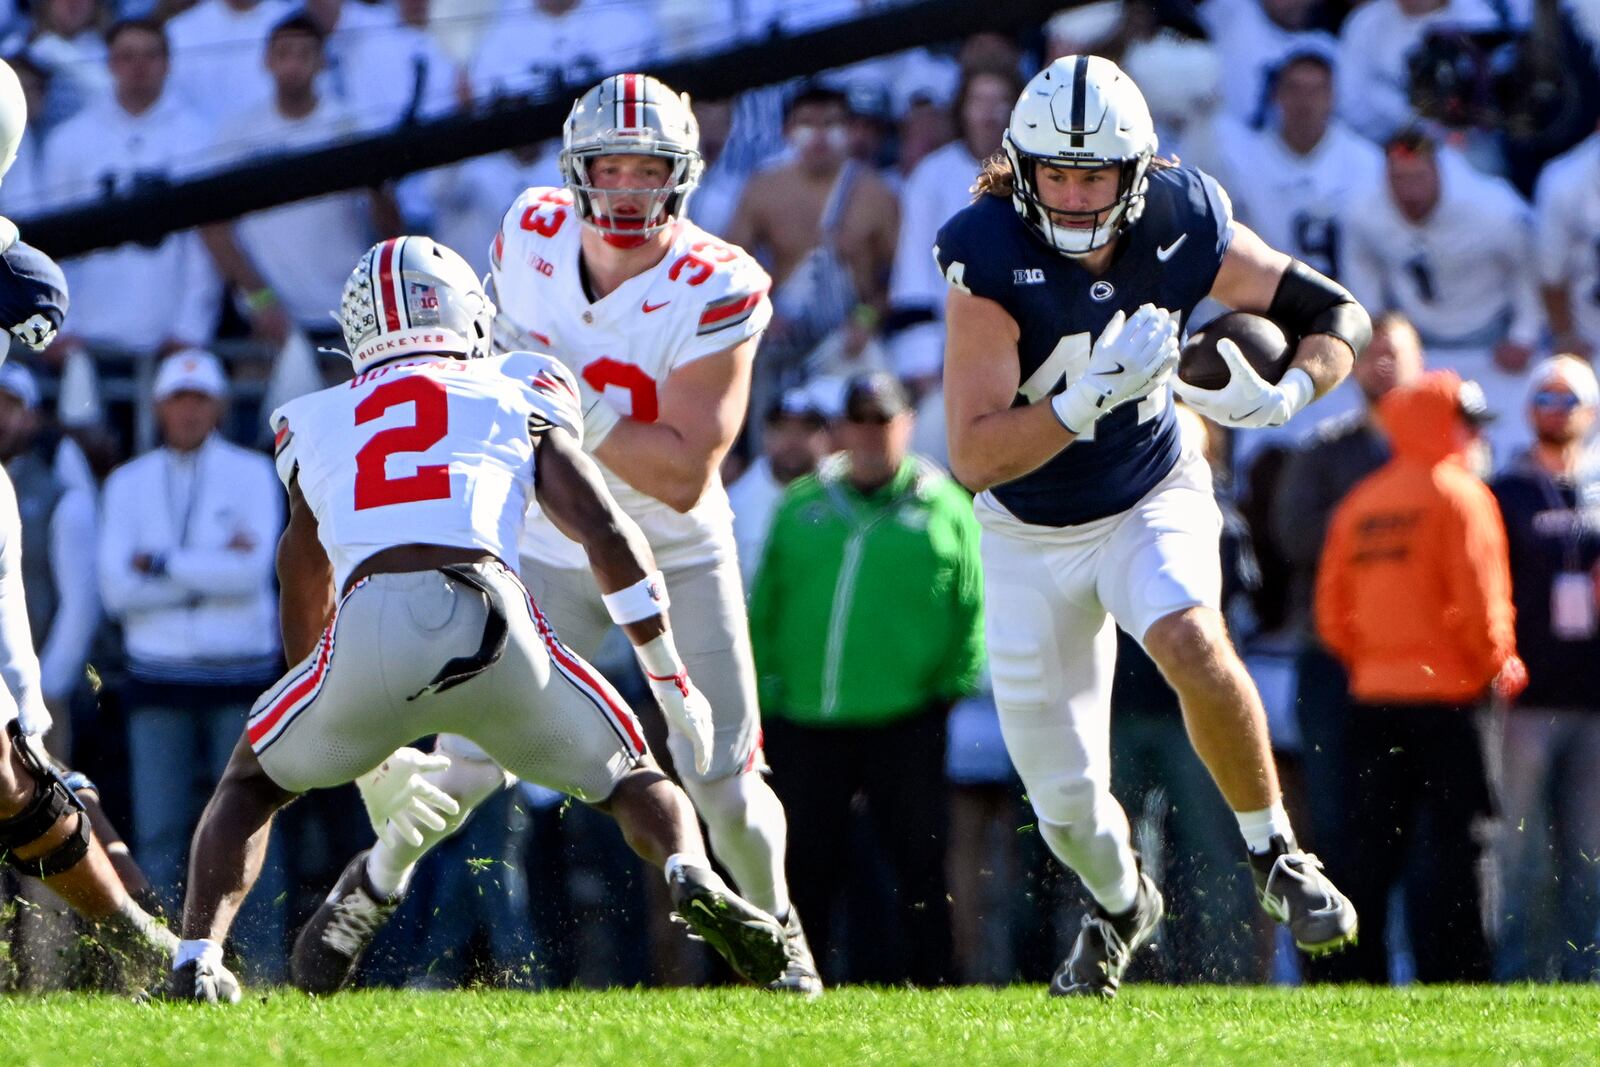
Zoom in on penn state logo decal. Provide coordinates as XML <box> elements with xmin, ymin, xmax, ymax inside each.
<box><xmin>1089</xmin><ymin>280</ymin><xmax>1115</xmax><ymax>303</ymax></box>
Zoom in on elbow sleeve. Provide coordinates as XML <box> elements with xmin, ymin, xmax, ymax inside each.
<box><xmin>1268</xmin><ymin>260</ymin><xmax>1373</xmax><ymax>357</ymax></box>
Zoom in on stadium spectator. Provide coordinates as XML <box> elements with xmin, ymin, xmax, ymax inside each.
<box><xmin>886</xmin><ymin>63</ymin><xmax>1020</xmax><ymax>392</ymax></box>
<box><xmin>684</xmin><ymin>96</ymin><xmax>743</xmax><ymax>238</ymax></box>
<box><xmin>0</xmin><ymin>364</ymin><xmax>98</xmax><ymax>742</ymax></box>
<box><xmin>41</xmin><ymin>19</ymin><xmax>222</xmax><ymax>359</ymax></box>
<box><xmin>339</xmin><ymin>0</ymin><xmax>462</xmax><ymax>132</ymax></box>
<box><xmin>300</xmin><ymin>0</ymin><xmax>394</xmax><ymax>105</ymax></box>
<box><xmin>1489</xmin><ymin>355</ymin><xmax>1600</xmax><ymax>982</ymax></box>
<box><xmin>1212</xmin><ymin>50</ymin><xmax>1381</xmax><ymax>286</ymax></box>
<box><xmin>26</xmin><ymin>0</ymin><xmax>111</xmax><ymax>128</ymax></box>
<box><xmin>203</xmin><ymin>14</ymin><xmax>394</xmax><ymax>345</ymax></box>
<box><xmin>728</xmin><ymin>82</ymin><xmax>899</xmax><ymax>437</ymax></box>
<box><xmin>470</xmin><ymin>0</ymin><xmax>658</xmax><ymax>100</ymax></box>
<box><xmin>1335</xmin><ymin>0</ymin><xmax>1504</xmax><ymax>143</ymax></box>
<box><xmin>751</xmin><ymin>372</ymin><xmax>982</xmax><ymax>986</ymax></box>
<box><xmin>1198</xmin><ymin>0</ymin><xmax>1335</xmax><ymax>128</ymax></box>
<box><xmin>164</xmin><ymin>0</ymin><xmax>293</xmax><ymax>128</ymax></box>
<box><xmin>1271</xmin><ymin>313</ymin><xmax>1423</xmax><ymax>873</ymax></box>
<box><xmin>1342</xmin><ymin>129</ymin><xmax>1541</xmax><ymax>458</ymax></box>
<box><xmin>1316</xmin><ymin>368</ymin><xmax>1522</xmax><ymax>983</ymax></box>
<box><xmin>1534</xmin><ymin>123</ymin><xmax>1600</xmax><ymax>359</ymax></box>
<box><xmin>422</xmin><ymin>143</ymin><xmax>558</xmax><ymax>278</ymax></box>
<box><xmin>96</xmin><ymin>350</ymin><xmax>285</xmax><ymax>975</ymax></box>
<box><xmin>727</xmin><ymin>385</ymin><xmax>831</xmax><ymax>586</ymax></box>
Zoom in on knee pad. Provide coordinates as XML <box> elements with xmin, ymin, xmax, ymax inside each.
<box><xmin>1</xmin><ymin>720</ymin><xmax>90</xmax><ymax>878</ymax></box>
<box><xmin>681</xmin><ymin>770</ymin><xmax>763</xmax><ymax>830</ymax></box>
<box><xmin>1029</xmin><ymin>774</ymin><xmax>1107</xmax><ymax>833</ymax></box>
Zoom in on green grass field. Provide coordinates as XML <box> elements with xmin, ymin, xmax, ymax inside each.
<box><xmin>3</xmin><ymin>985</ymin><xmax>1598</xmax><ymax>1066</ymax></box>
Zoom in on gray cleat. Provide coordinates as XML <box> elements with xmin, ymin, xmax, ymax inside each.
<box><xmin>767</xmin><ymin>906</ymin><xmax>823</xmax><ymax>998</ymax></box>
<box><xmin>290</xmin><ymin>850</ymin><xmax>401</xmax><ymax>994</ymax></box>
<box><xmin>1250</xmin><ymin>837</ymin><xmax>1358</xmax><ymax>956</ymax></box>
<box><xmin>1050</xmin><ymin>866</ymin><xmax>1164</xmax><ymax>999</ymax></box>
<box><xmin>667</xmin><ymin>861</ymin><xmax>787</xmax><ymax>986</ymax></box>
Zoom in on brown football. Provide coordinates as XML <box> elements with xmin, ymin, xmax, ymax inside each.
<box><xmin>1179</xmin><ymin>312</ymin><xmax>1294</xmax><ymax>391</ymax></box>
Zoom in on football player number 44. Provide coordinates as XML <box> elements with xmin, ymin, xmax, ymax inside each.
<box><xmin>354</xmin><ymin>377</ymin><xmax>452</xmax><ymax>510</ymax></box>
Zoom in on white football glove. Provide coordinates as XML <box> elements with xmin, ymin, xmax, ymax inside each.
<box><xmin>1172</xmin><ymin>338</ymin><xmax>1315</xmax><ymax>429</ymax></box>
<box><xmin>1052</xmin><ymin>304</ymin><xmax>1180</xmax><ymax>434</ymax></box>
<box><xmin>646</xmin><ymin>670</ymin><xmax>714</xmax><ymax>776</ymax></box>
<box><xmin>356</xmin><ymin>747</ymin><xmax>462</xmax><ymax>851</ymax></box>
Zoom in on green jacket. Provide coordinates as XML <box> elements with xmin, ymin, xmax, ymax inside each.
<box><xmin>748</xmin><ymin>453</ymin><xmax>985</xmax><ymax>728</ymax></box>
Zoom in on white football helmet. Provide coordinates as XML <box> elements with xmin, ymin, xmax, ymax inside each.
<box><xmin>559</xmin><ymin>74</ymin><xmax>704</xmax><ymax>248</ymax></box>
<box><xmin>1003</xmin><ymin>55</ymin><xmax>1158</xmax><ymax>257</ymax></box>
<box><xmin>338</xmin><ymin>237</ymin><xmax>495</xmax><ymax>372</ymax></box>
<box><xmin>0</xmin><ymin>59</ymin><xmax>27</xmax><ymax>187</ymax></box>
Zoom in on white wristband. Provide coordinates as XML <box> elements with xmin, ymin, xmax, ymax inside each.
<box><xmin>1050</xmin><ymin>381</ymin><xmax>1103</xmax><ymax>436</ymax></box>
<box><xmin>1278</xmin><ymin>367</ymin><xmax>1315</xmax><ymax>420</ymax></box>
<box><xmin>634</xmin><ymin>630</ymin><xmax>684</xmax><ymax>679</ymax></box>
<box><xmin>603</xmin><ymin>571</ymin><xmax>669</xmax><ymax>625</ymax></box>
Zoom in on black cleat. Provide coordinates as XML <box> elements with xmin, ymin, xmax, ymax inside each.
<box><xmin>1250</xmin><ymin>835</ymin><xmax>1358</xmax><ymax>956</ymax></box>
<box><xmin>163</xmin><ymin>958</ymin><xmax>241</xmax><ymax>1004</ymax></box>
<box><xmin>290</xmin><ymin>850</ymin><xmax>401</xmax><ymax>994</ymax></box>
<box><xmin>767</xmin><ymin>906</ymin><xmax>823</xmax><ymax>998</ymax></box>
<box><xmin>1050</xmin><ymin>866</ymin><xmax>1164</xmax><ymax>999</ymax></box>
<box><xmin>667</xmin><ymin>861</ymin><xmax>787</xmax><ymax>986</ymax></box>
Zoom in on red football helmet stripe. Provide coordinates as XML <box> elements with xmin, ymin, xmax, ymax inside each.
<box><xmin>623</xmin><ymin>72</ymin><xmax>639</xmax><ymax>128</ymax></box>
<box><xmin>376</xmin><ymin>239</ymin><xmax>401</xmax><ymax>332</ymax></box>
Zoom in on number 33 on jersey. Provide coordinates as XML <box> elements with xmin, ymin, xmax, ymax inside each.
<box><xmin>488</xmin><ymin>186</ymin><xmax>772</xmax><ymax>424</ymax></box>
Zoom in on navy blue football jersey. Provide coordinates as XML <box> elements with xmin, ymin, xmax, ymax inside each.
<box><xmin>934</xmin><ymin>165</ymin><xmax>1233</xmax><ymax>526</ymax></box>
<box><xmin>0</xmin><ymin>238</ymin><xmax>68</xmax><ymax>352</ymax></box>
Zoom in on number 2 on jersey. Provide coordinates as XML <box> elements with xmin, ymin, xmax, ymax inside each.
<box><xmin>354</xmin><ymin>377</ymin><xmax>452</xmax><ymax>511</ymax></box>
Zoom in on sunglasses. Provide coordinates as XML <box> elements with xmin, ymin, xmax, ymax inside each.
<box><xmin>1533</xmin><ymin>390</ymin><xmax>1582</xmax><ymax>412</ymax></box>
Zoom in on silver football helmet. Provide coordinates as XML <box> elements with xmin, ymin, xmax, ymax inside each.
<box><xmin>338</xmin><ymin>237</ymin><xmax>495</xmax><ymax>372</ymax></box>
<box><xmin>1004</xmin><ymin>55</ymin><xmax>1158</xmax><ymax>257</ymax></box>
<box><xmin>0</xmin><ymin>59</ymin><xmax>26</xmax><ymax>187</ymax></box>
<box><xmin>559</xmin><ymin>74</ymin><xmax>704</xmax><ymax>248</ymax></box>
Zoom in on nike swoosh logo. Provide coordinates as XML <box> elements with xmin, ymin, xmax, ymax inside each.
<box><xmin>1155</xmin><ymin>234</ymin><xmax>1187</xmax><ymax>261</ymax></box>
<box><xmin>642</xmin><ymin>300</ymin><xmax>670</xmax><ymax>313</ymax></box>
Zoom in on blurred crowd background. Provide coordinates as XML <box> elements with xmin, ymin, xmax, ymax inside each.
<box><xmin>2</xmin><ymin>0</ymin><xmax>1600</xmax><ymax>991</ymax></box>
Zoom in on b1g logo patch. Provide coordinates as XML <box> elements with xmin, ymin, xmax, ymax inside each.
<box><xmin>1013</xmin><ymin>268</ymin><xmax>1046</xmax><ymax>285</ymax></box>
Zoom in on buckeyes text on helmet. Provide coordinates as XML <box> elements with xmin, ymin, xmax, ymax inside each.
<box><xmin>559</xmin><ymin>73</ymin><xmax>704</xmax><ymax>249</ymax></box>
<box><xmin>337</xmin><ymin>237</ymin><xmax>496</xmax><ymax>373</ymax></box>
<box><xmin>1003</xmin><ymin>55</ymin><xmax>1158</xmax><ymax>257</ymax></box>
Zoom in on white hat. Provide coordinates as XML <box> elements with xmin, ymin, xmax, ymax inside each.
<box><xmin>1528</xmin><ymin>354</ymin><xmax>1599</xmax><ymax>410</ymax></box>
<box><xmin>0</xmin><ymin>362</ymin><xmax>37</xmax><ymax>409</ymax></box>
<box><xmin>152</xmin><ymin>348</ymin><xmax>228</xmax><ymax>402</ymax></box>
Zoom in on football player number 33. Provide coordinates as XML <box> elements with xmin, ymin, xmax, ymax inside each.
<box><xmin>354</xmin><ymin>377</ymin><xmax>451</xmax><ymax>511</ymax></box>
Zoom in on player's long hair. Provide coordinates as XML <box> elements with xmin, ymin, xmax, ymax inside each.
<box><xmin>971</xmin><ymin>150</ymin><xmax>1178</xmax><ymax>201</ymax></box>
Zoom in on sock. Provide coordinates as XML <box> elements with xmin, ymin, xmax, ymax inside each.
<box><xmin>365</xmin><ymin>845</ymin><xmax>417</xmax><ymax>899</ymax></box>
<box><xmin>663</xmin><ymin>850</ymin><xmax>709</xmax><ymax>886</ymax></box>
<box><xmin>174</xmin><ymin>938</ymin><xmax>222</xmax><ymax>971</ymax></box>
<box><xmin>1235</xmin><ymin>801</ymin><xmax>1297</xmax><ymax>855</ymax></box>
<box><xmin>682</xmin><ymin>771</ymin><xmax>791</xmax><ymax>919</ymax></box>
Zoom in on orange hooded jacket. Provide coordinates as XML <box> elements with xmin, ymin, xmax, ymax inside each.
<box><xmin>1314</xmin><ymin>371</ymin><xmax>1518</xmax><ymax>704</ymax></box>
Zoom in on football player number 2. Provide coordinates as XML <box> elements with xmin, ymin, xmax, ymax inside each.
<box><xmin>1019</xmin><ymin>332</ymin><xmax>1162</xmax><ymax>441</ymax></box>
<box><xmin>354</xmin><ymin>377</ymin><xmax>451</xmax><ymax>510</ymax></box>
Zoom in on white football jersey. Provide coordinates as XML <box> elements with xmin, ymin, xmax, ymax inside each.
<box><xmin>1214</xmin><ymin>120</ymin><xmax>1382</xmax><ymax>284</ymax></box>
<box><xmin>270</xmin><ymin>352</ymin><xmax>583</xmax><ymax>590</ymax></box>
<box><xmin>1342</xmin><ymin>149</ymin><xmax>1540</xmax><ymax>350</ymax></box>
<box><xmin>1535</xmin><ymin>133</ymin><xmax>1600</xmax><ymax>351</ymax></box>
<box><xmin>490</xmin><ymin>186</ymin><xmax>773</xmax><ymax>570</ymax></box>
